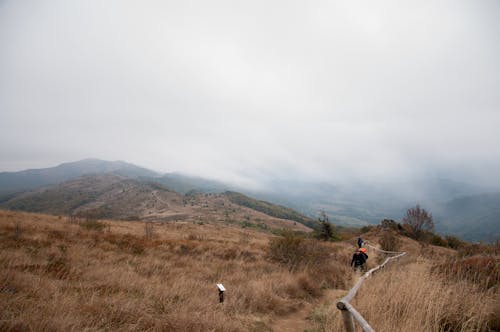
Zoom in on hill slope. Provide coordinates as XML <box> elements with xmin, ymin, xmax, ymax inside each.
<box><xmin>0</xmin><ymin>174</ymin><xmax>181</xmax><ymax>219</ymax></box>
<box><xmin>0</xmin><ymin>175</ymin><xmax>311</xmax><ymax>231</ymax></box>
<box><xmin>0</xmin><ymin>158</ymin><xmax>159</xmax><ymax>198</ymax></box>
<box><xmin>224</xmin><ymin>191</ymin><xmax>318</xmax><ymax>229</ymax></box>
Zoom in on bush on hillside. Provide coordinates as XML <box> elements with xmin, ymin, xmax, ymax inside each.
<box><xmin>314</xmin><ymin>211</ymin><xmax>340</xmax><ymax>241</ymax></box>
<box><xmin>379</xmin><ymin>230</ymin><xmax>400</xmax><ymax>252</ymax></box>
<box><xmin>430</xmin><ymin>234</ymin><xmax>448</xmax><ymax>247</ymax></box>
<box><xmin>268</xmin><ymin>232</ymin><xmax>328</xmax><ymax>272</ymax></box>
<box><xmin>445</xmin><ymin>235</ymin><xmax>466</xmax><ymax>250</ymax></box>
<box><xmin>80</xmin><ymin>220</ymin><xmax>106</xmax><ymax>232</ymax></box>
<box><xmin>380</xmin><ymin>219</ymin><xmax>399</xmax><ymax>231</ymax></box>
<box><xmin>377</xmin><ymin>215</ymin><xmax>471</xmax><ymax>251</ymax></box>
<box><xmin>268</xmin><ymin>232</ymin><xmax>351</xmax><ymax>296</ymax></box>
<box><xmin>360</xmin><ymin>225</ymin><xmax>374</xmax><ymax>233</ymax></box>
<box><xmin>402</xmin><ymin>204</ymin><xmax>434</xmax><ymax>240</ymax></box>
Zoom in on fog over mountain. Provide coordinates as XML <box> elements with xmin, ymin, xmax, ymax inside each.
<box><xmin>1</xmin><ymin>1</ymin><xmax>500</xmax><ymax>190</ymax></box>
<box><xmin>0</xmin><ymin>158</ymin><xmax>498</xmax><ymax>241</ymax></box>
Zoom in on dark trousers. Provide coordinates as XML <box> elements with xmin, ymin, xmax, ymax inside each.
<box><xmin>353</xmin><ymin>263</ymin><xmax>366</xmax><ymax>272</ymax></box>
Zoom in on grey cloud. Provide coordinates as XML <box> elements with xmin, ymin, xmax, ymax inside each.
<box><xmin>1</xmin><ymin>0</ymin><xmax>499</xmax><ymax>187</ymax></box>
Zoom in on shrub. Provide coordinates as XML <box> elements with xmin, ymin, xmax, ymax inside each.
<box><xmin>310</xmin><ymin>262</ymin><xmax>350</xmax><ymax>289</ymax></box>
<box><xmin>430</xmin><ymin>234</ymin><xmax>448</xmax><ymax>247</ymax></box>
<box><xmin>360</xmin><ymin>225</ymin><xmax>374</xmax><ymax>233</ymax></box>
<box><xmin>379</xmin><ymin>231</ymin><xmax>400</xmax><ymax>252</ymax></box>
<box><xmin>380</xmin><ymin>219</ymin><xmax>398</xmax><ymax>230</ymax></box>
<box><xmin>315</xmin><ymin>221</ymin><xmax>336</xmax><ymax>241</ymax></box>
<box><xmin>268</xmin><ymin>232</ymin><xmax>329</xmax><ymax>272</ymax></box>
<box><xmin>80</xmin><ymin>220</ymin><xmax>106</xmax><ymax>232</ymax></box>
<box><xmin>314</xmin><ymin>211</ymin><xmax>340</xmax><ymax>241</ymax></box>
<box><xmin>402</xmin><ymin>204</ymin><xmax>434</xmax><ymax>240</ymax></box>
<box><xmin>397</xmin><ymin>223</ymin><xmax>415</xmax><ymax>238</ymax></box>
<box><xmin>445</xmin><ymin>235</ymin><xmax>466</xmax><ymax>250</ymax></box>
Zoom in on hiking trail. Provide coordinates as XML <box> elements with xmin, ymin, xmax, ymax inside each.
<box><xmin>270</xmin><ymin>289</ymin><xmax>346</xmax><ymax>332</ymax></box>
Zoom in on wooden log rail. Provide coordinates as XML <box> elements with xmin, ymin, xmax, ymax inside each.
<box><xmin>336</xmin><ymin>243</ymin><xmax>407</xmax><ymax>332</ymax></box>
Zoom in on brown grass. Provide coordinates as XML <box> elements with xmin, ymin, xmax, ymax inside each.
<box><xmin>1</xmin><ymin>210</ymin><xmax>497</xmax><ymax>331</ymax></box>
<box><xmin>0</xmin><ymin>210</ymin><xmax>348</xmax><ymax>331</ymax></box>
<box><xmin>432</xmin><ymin>255</ymin><xmax>500</xmax><ymax>291</ymax></box>
<box><xmin>307</xmin><ymin>254</ymin><xmax>499</xmax><ymax>332</ymax></box>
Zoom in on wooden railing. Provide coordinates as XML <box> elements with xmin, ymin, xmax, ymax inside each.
<box><xmin>336</xmin><ymin>243</ymin><xmax>407</xmax><ymax>332</ymax></box>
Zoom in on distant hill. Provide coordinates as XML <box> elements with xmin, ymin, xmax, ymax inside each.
<box><xmin>224</xmin><ymin>191</ymin><xmax>318</xmax><ymax>229</ymax></box>
<box><xmin>0</xmin><ymin>174</ymin><xmax>180</xmax><ymax>220</ymax></box>
<box><xmin>0</xmin><ymin>174</ymin><xmax>311</xmax><ymax>231</ymax></box>
<box><xmin>435</xmin><ymin>192</ymin><xmax>500</xmax><ymax>242</ymax></box>
<box><xmin>0</xmin><ymin>158</ymin><xmax>159</xmax><ymax>198</ymax></box>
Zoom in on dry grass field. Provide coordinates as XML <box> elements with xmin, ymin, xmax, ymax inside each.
<box><xmin>0</xmin><ymin>210</ymin><xmax>350</xmax><ymax>331</ymax></box>
<box><xmin>1</xmin><ymin>209</ymin><xmax>498</xmax><ymax>331</ymax></box>
<box><xmin>306</xmin><ymin>239</ymin><xmax>499</xmax><ymax>332</ymax></box>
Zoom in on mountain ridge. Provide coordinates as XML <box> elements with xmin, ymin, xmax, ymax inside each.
<box><xmin>0</xmin><ymin>158</ymin><xmax>159</xmax><ymax>197</ymax></box>
<box><xmin>1</xmin><ymin>158</ymin><xmax>499</xmax><ymax>241</ymax></box>
<box><xmin>0</xmin><ymin>173</ymin><xmax>313</xmax><ymax>232</ymax></box>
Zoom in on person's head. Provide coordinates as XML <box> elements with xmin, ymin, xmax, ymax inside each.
<box><xmin>360</xmin><ymin>248</ymin><xmax>367</xmax><ymax>253</ymax></box>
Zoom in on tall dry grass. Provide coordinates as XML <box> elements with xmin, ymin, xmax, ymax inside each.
<box><xmin>433</xmin><ymin>255</ymin><xmax>499</xmax><ymax>291</ymax></box>
<box><xmin>0</xmin><ymin>210</ymin><xmax>350</xmax><ymax>331</ymax></box>
<box><xmin>308</xmin><ymin>255</ymin><xmax>499</xmax><ymax>332</ymax></box>
<box><xmin>2</xmin><ymin>210</ymin><xmax>497</xmax><ymax>331</ymax></box>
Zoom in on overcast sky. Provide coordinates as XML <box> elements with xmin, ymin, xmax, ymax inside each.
<box><xmin>1</xmin><ymin>0</ymin><xmax>499</xmax><ymax>187</ymax></box>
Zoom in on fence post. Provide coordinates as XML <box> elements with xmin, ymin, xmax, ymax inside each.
<box><xmin>341</xmin><ymin>310</ymin><xmax>355</xmax><ymax>332</ymax></box>
<box><xmin>337</xmin><ymin>301</ymin><xmax>355</xmax><ymax>332</ymax></box>
<box><xmin>217</xmin><ymin>283</ymin><xmax>225</xmax><ymax>303</ymax></box>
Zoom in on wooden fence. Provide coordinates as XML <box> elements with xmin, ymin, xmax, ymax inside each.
<box><xmin>336</xmin><ymin>243</ymin><xmax>407</xmax><ymax>332</ymax></box>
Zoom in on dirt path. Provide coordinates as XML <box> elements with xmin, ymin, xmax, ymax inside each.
<box><xmin>270</xmin><ymin>289</ymin><xmax>346</xmax><ymax>332</ymax></box>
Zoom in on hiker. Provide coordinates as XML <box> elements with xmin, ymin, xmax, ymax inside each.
<box><xmin>351</xmin><ymin>248</ymin><xmax>368</xmax><ymax>272</ymax></box>
<box><xmin>359</xmin><ymin>247</ymin><xmax>368</xmax><ymax>260</ymax></box>
<box><xmin>357</xmin><ymin>236</ymin><xmax>364</xmax><ymax>248</ymax></box>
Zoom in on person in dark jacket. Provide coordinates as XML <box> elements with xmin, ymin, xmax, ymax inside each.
<box><xmin>351</xmin><ymin>249</ymin><xmax>368</xmax><ymax>272</ymax></box>
<box><xmin>357</xmin><ymin>236</ymin><xmax>364</xmax><ymax>248</ymax></box>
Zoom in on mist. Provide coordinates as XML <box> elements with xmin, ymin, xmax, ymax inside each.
<box><xmin>1</xmin><ymin>0</ymin><xmax>499</xmax><ymax>189</ymax></box>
